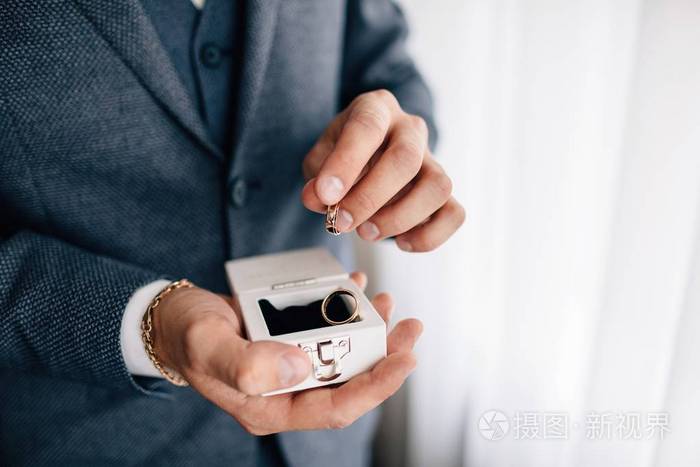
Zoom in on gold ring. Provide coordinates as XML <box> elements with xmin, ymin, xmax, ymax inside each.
<box><xmin>321</xmin><ymin>288</ymin><xmax>360</xmax><ymax>325</ymax></box>
<box><xmin>325</xmin><ymin>203</ymin><xmax>341</xmax><ymax>236</ymax></box>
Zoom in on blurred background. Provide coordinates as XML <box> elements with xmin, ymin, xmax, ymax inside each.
<box><xmin>359</xmin><ymin>0</ymin><xmax>700</xmax><ymax>466</ymax></box>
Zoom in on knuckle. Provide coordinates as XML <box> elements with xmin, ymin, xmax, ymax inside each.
<box><xmin>408</xmin><ymin>114</ymin><xmax>429</xmax><ymax>137</ymax></box>
<box><xmin>428</xmin><ymin>171</ymin><xmax>453</xmax><ymax>199</ymax></box>
<box><xmin>387</xmin><ymin>142</ymin><xmax>423</xmax><ymax>177</ymax></box>
<box><xmin>328</xmin><ymin>412</ymin><xmax>354</xmax><ymax>430</ymax></box>
<box><xmin>404</xmin><ymin>353</ymin><xmax>418</xmax><ymax>373</ymax></box>
<box><xmin>454</xmin><ymin>203</ymin><xmax>467</xmax><ymax>227</ymax></box>
<box><xmin>378</xmin><ymin>383</ymin><xmax>398</xmax><ymax>401</ymax></box>
<box><xmin>398</xmin><ymin>142</ymin><xmax>424</xmax><ymax>172</ymax></box>
<box><xmin>350</xmin><ymin>107</ymin><xmax>389</xmax><ymax>136</ymax></box>
<box><xmin>351</xmin><ymin>92</ymin><xmax>373</xmax><ymax>107</ymax></box>
<box><xmin>372</xmin><ymin>88</ymin><xmax>399</xmax><ymax>108</ymax></box>
<box><xmin>233</xmin><ymin>360</ymin><xmax>258</xmax><ymax>395</ymax></box>
<box><xmin>240</xmin><ymin>421</ymin><xmax>270</xmax><ymax>436</ymax></box>
<box><xmin>352</xmin><ymin>189</ymin><xmax>380</xmax><ymax>215</ymax></box>
<box><xmin>411</xmin><ymin>232</ymin><xmax>440</xmax><ymax>252</ymax></box>
<box><xmin>444</xmin><ymin>198</ymin><xmax>464</xmax><ymax>220</ymax></box>
<box><xmin>382</xmin><ymin>216</ymin><xmax>406</xmax><ymax>236</ymax></box>
<box><xmin>379</xmin><ymin>211</ymin><xmax>412</xmax><ymax>235</ymax></box>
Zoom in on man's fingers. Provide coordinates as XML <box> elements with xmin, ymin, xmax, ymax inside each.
<box><xmin>325</xmin><ymin>351</ymin><xmax>416</xmax><ymax>428</ymax></box>
<box><xmin>371</xmin><ymin>292</ymin><xmax>394</xmax><ymax>324</ymax></box>
<box><xmin>395</xmin><ymin>197</ymin><xmax>466</xmax><ymax>252</ymax></box>
<box><xmin>335</xmin><ymin>116</ymin><xmax>427</xmax><ymax>233</ymax></box>
<box><xmin>357</xmin><ymin>157</ymin><xmax>451</xmax><ymax>241</ymax></box>
<box><xmin>314</xmin><ymin>91</ymin><xmax>398</xmax><ymax>206</ymax></box>
<box><xmin>350</xmin><ymin>271</ymin><xmax>368</xmax><ymax>291</ymax></box>
<box><xmin>387</xmin><ymin>318</ymin><xmax>423</xmax><ymax>354</ymax></box>
<box><xmin>350</xmin><ymin>273</ymin><xmax>395</xmax><ymax>324</ymax></box>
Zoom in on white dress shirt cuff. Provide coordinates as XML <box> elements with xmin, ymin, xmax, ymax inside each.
<box><xmin>120</xmin><ymin>279</ymin><xmax>171</xmax><ymax>378</ymax></box>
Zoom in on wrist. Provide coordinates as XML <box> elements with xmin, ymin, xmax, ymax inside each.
<box><xmin>154</xmin><ymin>285</ymin><xmax>204</xmax><ymax>368</ymax></box>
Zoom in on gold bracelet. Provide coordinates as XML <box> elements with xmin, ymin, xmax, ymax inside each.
<box><xmin>140</xmin><ymin>279</ymin><xmax>194</xmax><ymax>387</ymax></box>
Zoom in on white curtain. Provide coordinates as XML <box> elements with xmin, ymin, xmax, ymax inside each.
<box><xmin>364</xmin><ymin>0</ymin><xmax>700</xmax><ymax>466</ymax></box>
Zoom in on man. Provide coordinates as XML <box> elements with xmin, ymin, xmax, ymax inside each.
<box><xmin>0</xmin><ymin>0</ymin><xmax>464</xmax><ymax>465</ymax></box>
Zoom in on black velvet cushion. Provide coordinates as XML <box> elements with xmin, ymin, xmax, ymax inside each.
<box><xmin>259</xmin><ymin>295</ymin><xmax>357</xmax><ymax>336</ymax></box>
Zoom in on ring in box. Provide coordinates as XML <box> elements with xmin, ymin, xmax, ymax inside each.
<box><xmin>225</xmin><ymin>248</ymin><xmax>387</xmax><ymax>395</ymax></box>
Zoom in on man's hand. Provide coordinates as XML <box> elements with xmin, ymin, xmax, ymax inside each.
<box><xmin>302</xmin><ymin>89</ymin><xmax>465</xmax><ymax>252</ymax></box>
<box><xmin>153</xmin><ymin>272</ymin><xmax>421</xmax><ymax>434</ymax></box>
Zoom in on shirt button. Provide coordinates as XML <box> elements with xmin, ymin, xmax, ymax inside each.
<box><xmin>229</xmin><ymin>177</ymin><xmax>248</xmax><ymax>208</ymax></box>
<box><xmin>200</xmin><ymin>43</ymin><xmax>223</xmax><ymax>68</ymax></box>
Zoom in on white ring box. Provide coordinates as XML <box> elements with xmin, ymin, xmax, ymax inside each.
<box><xmin>225</xmin><ymin>247</ymin><xmax>387</xmax><ymax>396</ymax></box>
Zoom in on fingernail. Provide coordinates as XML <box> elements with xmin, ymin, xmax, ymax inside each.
<box><xmin>278</xmin><ymin>351</ymin><xmax>309</xmax><ymax>386</ymax></box>
<box><xmin>316</xmin><ymin>176</ymin><xmax>344</xmax><ymax>204</ymax></box>
<box><xmin>336</xmin><ymin>208</ymin><xmax>354</xmax><ymax>231</ymax></box>
<box><xmin>396</xmin><ymin>239</ymin><xmax>413</xmax><ymax>252</ymax></box>
<box><xmin>357</xmin><ymin>221</ymin><xmax>380</xmax><ymax>241</ymax></box>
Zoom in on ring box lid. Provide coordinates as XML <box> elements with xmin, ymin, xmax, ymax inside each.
<box><xmin>226</xmin><ymin>247</ymin><xmax>349</xmax><ymax>295</ymax></box>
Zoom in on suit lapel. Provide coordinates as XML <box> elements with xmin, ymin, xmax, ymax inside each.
<box><xmin>71</xmin><ymin>0</ymin><xmax>223</xmax><ymax>160</ymax></box>
<box><xmin>229</xmin><ymin>0</ymin><xmax>281</xmax><ymax>165</ymax></box>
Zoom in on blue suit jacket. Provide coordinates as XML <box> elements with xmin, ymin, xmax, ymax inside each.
<box><xmin>0</xmin><ymin>1</ymin><xmax>435</xmax><ymax>465</ymax></box>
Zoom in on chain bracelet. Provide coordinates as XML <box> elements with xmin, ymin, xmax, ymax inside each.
<box><xmin>140</xmin><ymin>279</ymin><xmax>194</xmax><ymax>386</ymax></box>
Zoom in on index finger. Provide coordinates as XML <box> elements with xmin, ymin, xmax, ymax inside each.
<box><xmin>314</xmin><ymin>91</ymin><xmax>397</xmax><ymax>205</ymax></box>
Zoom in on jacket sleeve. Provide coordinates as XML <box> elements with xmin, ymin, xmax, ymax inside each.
<box><xmin>0</xmin><ymin>229</ymin><xmax>167</xmax><ymax>394</ymax></box>
<box><xmin>341</xmin><ymin>0</ymin><xmax>438</xmax><ymax>150</ymax></box>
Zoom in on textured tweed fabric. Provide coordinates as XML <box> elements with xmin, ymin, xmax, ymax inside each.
<box><xmin>0</xmin><ymin>0</ymin><xmax>435</xmax><ymax>465</ymax></box>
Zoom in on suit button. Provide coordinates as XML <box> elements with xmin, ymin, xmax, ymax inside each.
<box><xmin>229</xmin><ymin>177</ymin><xmax>248</xmax><ymax>208</ymax></box>
<box><xmin>200</xmin><ymin>43</ymin><xmax>223</xmax><ymax>68</ymax></box>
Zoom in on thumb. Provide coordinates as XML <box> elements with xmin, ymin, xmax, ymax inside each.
<box><xmin>211</xmin><ymin>337</ymin><xmax>311</xmax><ymax>395</ymax></box>
<box><xmin>301</xmin><ymin>178</ymin><xmax>327</xmax><ymax>214</ymax></box>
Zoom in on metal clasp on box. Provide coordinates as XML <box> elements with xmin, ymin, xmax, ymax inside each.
<box><xmin>299</xmin><ymin>336</ymin><xmax>351</xmax><ymax>382</ymax></box>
